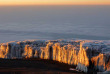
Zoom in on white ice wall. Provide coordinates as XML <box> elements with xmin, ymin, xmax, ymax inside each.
<box><xmin>0</xmin><ymin>40</ymin><xmax>110</xmax><ymax>73</ymax></box>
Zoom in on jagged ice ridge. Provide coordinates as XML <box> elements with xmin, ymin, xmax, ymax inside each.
<box><xmin>0</xmin><ymin>39</ymin><xmax>110</xmax><ymax>73</ymax></box>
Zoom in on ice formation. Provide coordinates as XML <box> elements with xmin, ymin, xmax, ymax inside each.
<box><xmin>0</xmin><ymin>39</ymin><xmax>110</xmax><ymax>73</ymax></box>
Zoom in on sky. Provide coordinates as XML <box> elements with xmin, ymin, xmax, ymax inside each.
<box><xmin>0</xmin><ymin>0</ymin><xmax>110</xmax><ymax>5</ymax></box>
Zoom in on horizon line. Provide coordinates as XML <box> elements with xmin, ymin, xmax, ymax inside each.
<box><xmin>0</xmin><ymin>4</ymin><xmax>110</xmax><ymax>6</ymax></box>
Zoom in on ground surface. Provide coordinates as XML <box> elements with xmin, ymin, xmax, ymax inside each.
<box><xmin>0</xmin><ymin>58</ymin><xmax>85</xmax><ymax>74</ymax></box>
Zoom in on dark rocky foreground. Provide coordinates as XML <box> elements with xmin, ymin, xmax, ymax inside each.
<box><xmin>0</xmin><ymin>58</ymin><xmax>85</xmax><ymax>74</ymax></box>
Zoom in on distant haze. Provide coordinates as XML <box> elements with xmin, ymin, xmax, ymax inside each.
<box><xmin>0</xmin><ymin>5</ymin><xmax>110</xmax><ymax>42</ymax></box>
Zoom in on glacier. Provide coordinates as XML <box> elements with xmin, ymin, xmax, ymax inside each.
<box><xmin>0</xmin><ymin>39</ymin><xmax>110</xmax><ymax>73</ymax></box>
